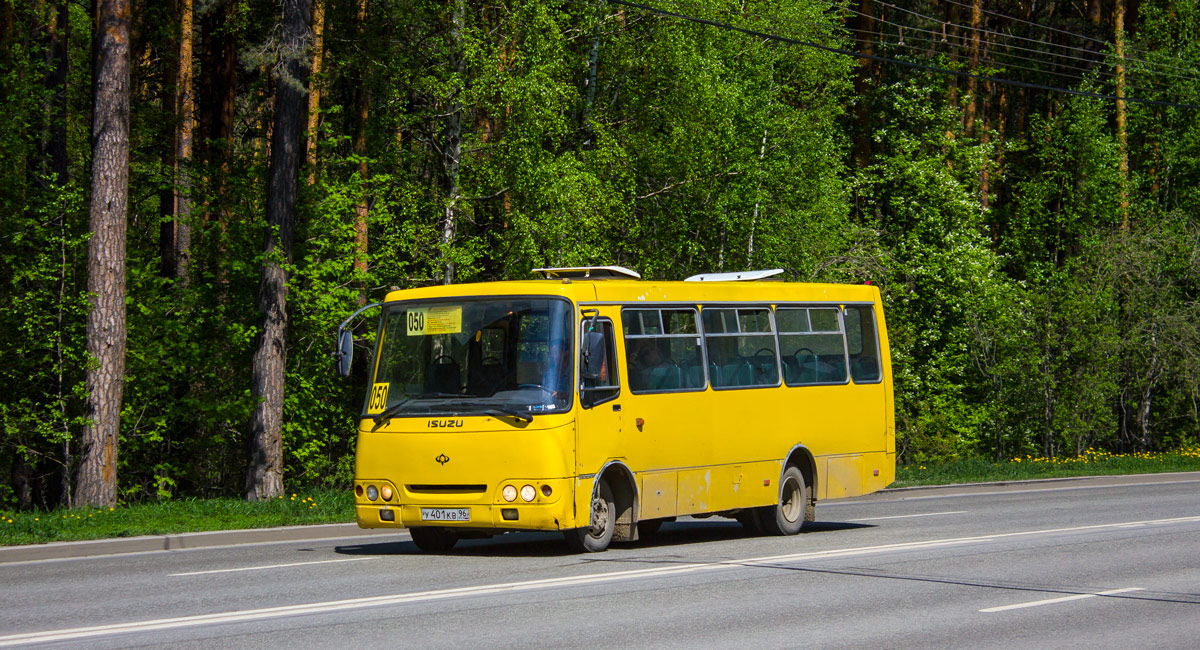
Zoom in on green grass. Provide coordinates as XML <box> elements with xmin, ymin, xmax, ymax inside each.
<box><xmin>4</xmin><ymin>446</ymin><xmax>1200</xmax><ymax>547</ymax></box>
<box><xmin>0</xmin><ymin>489</ymin><xmax>354</xmax><ymax>547</ymax></box>
<box><xmin>894</xmin><ymin>446</ymin><xmax>1200</xmax><ymax>487</ymax></box>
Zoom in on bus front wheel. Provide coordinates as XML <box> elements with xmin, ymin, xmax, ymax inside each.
<box><xmin>565</xmin><ymin>480</ymin><xmax>615</xmax><ymax>552</ymax></box>
<box><xmin>409</xmin><ymin>527</ymin><xmax>459</xmax><ymax>552</ymax></box>
<box><xmin>759</xmin><ymin>465</ymin><xmax>806</xmax><ymax>536</ymax></box>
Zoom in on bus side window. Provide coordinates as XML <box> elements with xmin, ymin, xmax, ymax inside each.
<box><xmin>778</xmin><ymin>307</ymin><xmax>848</xmax><ymax>386</ymax></box>
<box><xmin>845</xmin><ymin>305</ymin><xmax>882</xmax><ymax>383</ymax></box>
<box><xmin>702</xmin><ymin>307</ymin><xmax>779</xmax><ymax>389</ymax></box>
<box><xmin>580</xmin><ymin>319</ymin><xmax>619</xmax><ymax>408</ymax></box>
<box><xmin>623</xmin><ymin>308</ymin><xmax>705</xmax><ymax>393</ymax></box>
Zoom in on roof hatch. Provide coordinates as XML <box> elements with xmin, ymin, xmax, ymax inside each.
<box><xmin>684</xmin><ymin>269</ymin><xmax>785</xmax><ymax>282</ymax></box>
<box><xmin>532</xmin><ymin>266</ymin><xmax>642</xmax><ymax>280</ymax></box>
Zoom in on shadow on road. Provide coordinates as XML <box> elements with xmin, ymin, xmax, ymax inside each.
<box><xmin>332</xmin><ymin>518</ymin><xmax>875</xmax><ymax>558</ymax></box>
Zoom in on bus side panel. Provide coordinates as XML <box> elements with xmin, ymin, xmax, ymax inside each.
<box><xmin>640</xmin><ymin>471</ymin><xmax>678</xmax><ymax>519</ymax></box>
<box><xmin>822</xmin><ymin>455</ymin><xmax>865</xmax><ymax>499</ymax></box>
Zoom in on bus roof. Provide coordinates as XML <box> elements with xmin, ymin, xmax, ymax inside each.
<box><xmin>381</xmin><ymin>273</ymin><xmax>881</xmax><ymax>306</ymax></box>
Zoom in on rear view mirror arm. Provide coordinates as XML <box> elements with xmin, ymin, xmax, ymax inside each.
<box><xmin>334</xmin><ymin>302</ymin><xmax>383</xmax><ymax>378</ymax></box>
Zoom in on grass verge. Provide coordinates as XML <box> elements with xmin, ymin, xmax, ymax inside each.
<box><xmin>894</xmin><ymin>446</ymin><xmax>1200</xmax><ymax>488</ymax></box>
<box><xmin>0</xmin><ymin>489</ymin><xmax>354</xmax><ymax>547</ymax></box>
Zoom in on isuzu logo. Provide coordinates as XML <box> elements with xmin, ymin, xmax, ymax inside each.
<box><xmin>428</xmin><ymin>419</ymin><xmax>464</xmax><ymax>428</ymax></box>
<box><xmin>435</xmin><ymin>454</ymin><xmax>450</xmax><ymax>466</ymax></box>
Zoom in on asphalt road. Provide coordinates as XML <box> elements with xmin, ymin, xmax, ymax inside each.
<box><xmin>2</xmin><ymin>474</ymin><xmax>1199</xmax><ymax>649</ymax></box>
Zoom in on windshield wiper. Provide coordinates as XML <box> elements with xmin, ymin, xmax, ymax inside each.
<box><xmin>371</xmin><ymin>397</ymin><xmax>413</xmax><ymax>431</ymax></box>
<box><xmin>370</xmin><ymin>392</ymin><xmax>476</xmax><ymax>431</ymax></box>
<box><xmin>479</xmin><ymin>407</ymin><xmax>533</xmax><ymax>424</ymax></box>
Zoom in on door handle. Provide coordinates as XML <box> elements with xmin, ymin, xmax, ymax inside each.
<box><xmin>612</xmin><ymin>404</ymin><xmax>621</xmax><ymax>412</ymax></box>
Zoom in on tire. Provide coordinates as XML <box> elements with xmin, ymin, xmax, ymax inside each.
<box><xmin>409</xmin><ymin>526</ymin><xmax>459</xmax><ymax>552</ymax></box>
<box><xmin>758</xmin><ymin>465</ymin><xmax>807</xmax><ymax>536</ymax></box>
<box><xmin>564</xmin><ymin>480</ymin><xmax>615</xmax><ymax>553</ymax></box>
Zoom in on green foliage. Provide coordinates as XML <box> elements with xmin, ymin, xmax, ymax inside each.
<box><xmin>895</xmin><ymin>446</ymin><xmax>1200</xmax><ymax>488</ymax></box>
<box><xmin>3</xmin><ymin>0</ymin><xmax>1200</xmax><ymax>510</ymax></box>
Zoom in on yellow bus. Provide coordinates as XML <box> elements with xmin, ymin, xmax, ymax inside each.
<box><xmin>335</xmin><ymin>266</ymin><xmax>894</xmax><ymax>552</ymax></box>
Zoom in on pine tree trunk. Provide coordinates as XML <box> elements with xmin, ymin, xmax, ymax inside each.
<box><xmin>964</xmin><ymin>0</ymin><xmax>982</xmax><ymax>136</ymax></box>
<box><xmin>945</xmin><ymin>1</ymin><xmax>959</xmax><ymax>108</ymax></box>
<box><xmin>1114</xmin><ymin>0</ymin><xmax>1130</xmax><ymax>229</ymax></box>
<box><xmin>77</xmin><ymin>0</ymin><xmax>131</xmax><ymax>509</ymax></box>
<box><xmin>851</xmin><ymin>0</ymin><xmax>873</xmax><ymax>172</ymax></box>
<box><xmin>246</xmin><ymin>0</ymin><xmax>310</xmax><ymax>501</ymax></box>
<box><xmin>352</xmin><ymin>0</ymin><xmax>369</xmax><ymax>300</ymax></box>
<box><xmin>198</xmin><ymin>0</ymin><xmax>236</xmax><ymax>280</ymax></box>
<box><xmin>159</xmin><ymin>32</ymin><xmax>177</xmax><ymax>278</ymax></box>
<box><xmin>305</xmin><ymin>0</ymin><xmax>324</xmax><ymax>183</ymax></box>
<box><xmin>43</xmin><ymin>1</ymin><xmax>68</xmax><ymax>187</ymax></box>
<box><xmin>174</xmin><ymin>0</ymin><xmax>195</xmax><ymax>283</ymax></box>
<box><xmin>440</xmin><ymin>0</ymin><xmax>464</xmax><ymax>285</ymax></box>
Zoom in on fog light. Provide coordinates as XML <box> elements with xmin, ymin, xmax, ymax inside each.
<box><xmin>520</xmin><ymin>485</ymin><xmax>536</xmax><ymax>502</ymax></box>
<box><xmin>366</xmin><ymin>485</ymin><xmax>379</xmax><ymax>501</ymax></box>
<box><xmin>501</xmin><ymin>508</ymin><xmax>519</xmax><ymax>521</ymax></box>
<box><xmin>502</xmin><ymin>485</ymin><xmax>517</xmax><ymax>502</ymax></box>
<box><xmin>541</xmin><ymin>484</ymin><xmax>552</xmax><ymax>497</ymax></box>
<box><xmin>380</xmin><ymin>509</ymin><xmax>395</xmax><ymax>522</ymax></box>
<box><xmin>380</xmin><ymin>485</ymin><xmax>393</xmax><ymax>501</ymax></box>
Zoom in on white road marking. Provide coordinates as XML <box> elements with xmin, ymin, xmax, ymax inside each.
<box><xmin>848</xmin><ymin>511</ymin><xmax>967</xmax><ymax>522</ymax></box>
<box><xmin>3</xmin><ymin>515</ymin><xmax>1198</xmax><ymax>647</ymax></box>
<box><xmin>881</xmin><ymin>478</ymin><xmax>1200</xmax><ymax>502</ymax></box>
<box><xmin>170</xmin><ymin>557</ymin><xmax>374</xmax><ymax>577</ymax></box>
<box><xmin>980</xmin><ymin>587</ymin><xmax>1145</xmax><ymax>613</ymax></box>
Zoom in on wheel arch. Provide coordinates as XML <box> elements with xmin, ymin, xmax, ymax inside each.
<box><xmin>593</xmin><ymin>460</ymin><xmax>640</xmax><ymax>542</ymax></box>
<box><xmin>784</xmin><ymin>444</ymin><xmax>818</xmax><ymax>522</ymax></box>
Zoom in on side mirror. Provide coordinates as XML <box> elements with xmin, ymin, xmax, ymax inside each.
<box><xmin>333</xmin><ymin>301</ymin><xmax>383</xmax><ymax>379</ymax></box>
<box><xmin>581</xmin><ymin>331</ymin><xmax>607</xmax><ymax>380</ymax></box>
<box><xmin>335</xmin><ymin>328</ymin><xmax>354</xmax><ymax>378</ymax></box>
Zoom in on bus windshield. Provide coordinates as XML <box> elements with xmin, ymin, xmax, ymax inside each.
<box><xmin>368</xmin><ymin>297</ymin><xmax>574</xmax><ymax>419</ymax></box>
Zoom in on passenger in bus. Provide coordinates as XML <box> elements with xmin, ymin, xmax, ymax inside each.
<box><xmin>631</xmin><ymin>339</ymin><xmax>677</xmax><ymax>391</ymax></box>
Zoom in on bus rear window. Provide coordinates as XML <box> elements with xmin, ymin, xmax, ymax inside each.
<box><xmin>844</xmin><ymin>305</ymin><xmax>882</xmax><ymax>383</ymax></box>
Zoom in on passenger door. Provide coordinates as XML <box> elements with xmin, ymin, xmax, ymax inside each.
<box><xmin>574</xmin><ymin>308</ymin><xmax>625</xmax><ymax>477</ymax></box>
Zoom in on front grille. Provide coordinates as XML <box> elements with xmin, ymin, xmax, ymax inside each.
<box><xmin>406</xmin><ymin>484</ymin><xmax>488</xmax><ymax>494</ymax></box>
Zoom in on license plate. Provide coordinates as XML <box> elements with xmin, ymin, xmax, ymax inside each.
<box><xmin>421</xmin><ymin>508</ymin><xmax>470</xmax><ymax>522</ymax></box>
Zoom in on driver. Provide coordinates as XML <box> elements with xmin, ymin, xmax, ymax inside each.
<box><xmin>544</xmin><ymin>334</ymin><xmax>574</xmax><ymax>403</ymax></box>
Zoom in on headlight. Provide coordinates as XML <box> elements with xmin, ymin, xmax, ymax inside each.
<box><xmin>366</xmin><ymin>485</ymin><xmax>379</xmax><ymax>501</ymax></box>
<box><xmin>380</xmin><ymin>485</ymin><xmax>393</xmax><ymax>501</ymax></box>
<box><xmin>520</xmin><ymin>485</ymin><xmax>536</xmax><ymax>502</ymax></box>
<box><xmin>502</xmin><ymin>485</ymin><xmax>517</xmax><ymax>502</ymax></box>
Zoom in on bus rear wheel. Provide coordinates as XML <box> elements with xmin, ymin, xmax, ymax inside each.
<box><xmin>564</xmin><ymin>480</ymin><xmax>615</xmax><ymax>552</ymax></box>
<box><xmin>759</xmin><ymin>465</ymin><xmax>806</xmax><ymax>536</ymax></box>
<box><xmin>409</xmin><ymin>527</ymin><xmax>459</xmax><ymax>552</ymax></box>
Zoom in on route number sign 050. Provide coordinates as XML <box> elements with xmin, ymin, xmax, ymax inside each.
<box><xmin>406</xmin><ymin>306</ymin><xmax>463</xmax><ymax>336</ymax></box>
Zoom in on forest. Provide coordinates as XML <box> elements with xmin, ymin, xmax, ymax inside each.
<box><xmin>1</xmin><ymin>0</ymin><xmax>1198</xmax><ymax>509</ymax></box>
